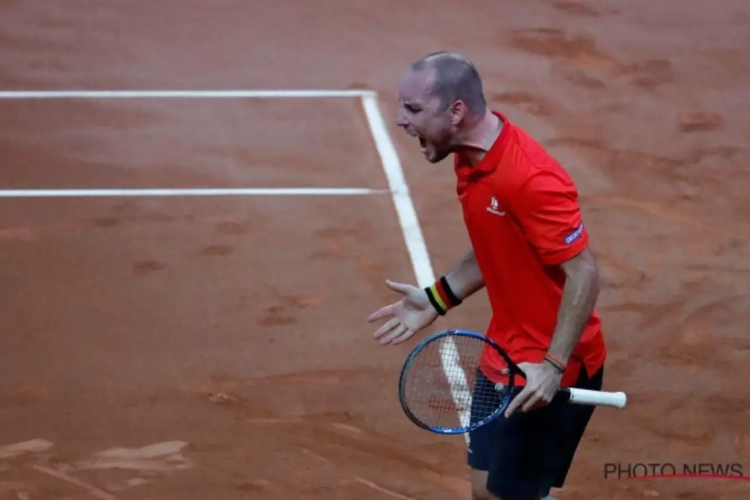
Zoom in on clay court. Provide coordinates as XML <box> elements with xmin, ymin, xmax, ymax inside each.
<box><xmin>1</xmin><ymin>1</ymin><xmax>749</xmax><ymax>499</ymax></box>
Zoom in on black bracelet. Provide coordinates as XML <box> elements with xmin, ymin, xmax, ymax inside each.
<box><xmin>543</xmin><ymin>356</ymin><xmax>565</xmax><ymax>374</ymax></box>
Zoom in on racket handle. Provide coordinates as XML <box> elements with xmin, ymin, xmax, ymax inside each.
<box><xmin>557</xmin><ymin>388</ymin><xmax>627</xmax><ymax>409</ymax></box>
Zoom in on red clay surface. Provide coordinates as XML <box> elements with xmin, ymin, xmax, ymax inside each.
<box><xmin>2</xmin><ymin>1</ymin><xmax>750</xmax><ymax>499</ymax></box>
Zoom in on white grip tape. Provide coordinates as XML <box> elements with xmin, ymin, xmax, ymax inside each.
<box><xmin>567</xmin><ymin>388</ymin><xmax>627</xmax><ymax>408</ymax></box>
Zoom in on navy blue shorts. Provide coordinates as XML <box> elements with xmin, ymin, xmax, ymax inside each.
<box><xmin>467</xmin><ymin>364</ymin><xmax>603</xmax><ymax>498</ymax></box>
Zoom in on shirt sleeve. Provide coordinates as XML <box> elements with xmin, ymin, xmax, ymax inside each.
<box><xmin>512</xmin><ymin>168</ymin><xmax>589</xmax><ymax>266</ymax></box>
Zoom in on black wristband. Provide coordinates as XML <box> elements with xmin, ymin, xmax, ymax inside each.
<box><xmin>439</xmin><ymin>276</ymin><xmax>462</xmax><ymax>307</ymax></box>
<box><xmin>424</xmin><ymin>276</ymin><xmax>462</xmax><ymax>316</ymax></box>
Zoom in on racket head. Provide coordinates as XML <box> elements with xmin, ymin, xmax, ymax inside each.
<box><xmin>398</xmin><ymin>329</ymin><xmax>522</xmax><ymax>434</ymax></box>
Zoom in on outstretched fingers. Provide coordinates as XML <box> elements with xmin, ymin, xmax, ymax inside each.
<box><xmin>379</xmin><ymin>323</ymin><xmax>411</xmax><ymax>345</ymax></box>
<box><xmin>373</xmin><ymin>317</ymin><xmax>399</xmax><ymax>340</ymax></box>
<box><xmin>388</xmin><ymin>327</ymin><xmax>416</xmax><ymax>344</ymax></box>
<box><xmin>369</xmin><ymin>279</ymin><xmax>420</xmax><ymax>345</ymax></box>
<box><xmin>367</xmin><ymin>304</ymin><xmax>394</xmax><ymax>323</ymax></box>
<box><xmin>368</xmin><ymin>280</ymin><xmax>412</xmax><ymax>323</ymax></box>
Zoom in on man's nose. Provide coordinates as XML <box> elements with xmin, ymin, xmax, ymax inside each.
<box><xmin>395</xmin><ymin>109</ymin><xmax>408</xmax><ymax>127</ymax></box>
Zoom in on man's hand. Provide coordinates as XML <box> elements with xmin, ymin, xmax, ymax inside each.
<box><xmin>504</xmin><ymin>361</ymin><xmax>563</xmax><ymax>418</ymax></box>
<box><xmin>367</xmin><ymin>280</ymin><xmax>440</xmax><ymax>345</ymax></box>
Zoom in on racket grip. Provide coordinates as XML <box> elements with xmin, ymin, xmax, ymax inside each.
<box><xmin>559</xmin><ymin>388</ymin><xmax>627</xmax><ymax>409</ymax></box>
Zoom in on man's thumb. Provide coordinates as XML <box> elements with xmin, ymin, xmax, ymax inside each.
<box><xmin>386</xmin><ymin>280</ymin><xmax>414</xmax><ymax>295</ymax></box>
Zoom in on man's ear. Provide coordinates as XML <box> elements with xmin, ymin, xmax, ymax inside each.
<box><xmin>450</xmin><ymin>100</ymin><xmax>466</xmax><ymax>126</ymax></box>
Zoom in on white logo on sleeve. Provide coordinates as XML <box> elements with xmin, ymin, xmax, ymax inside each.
<box><xmin>565</xmin><ymin>222</ymin><xmax>585</xmax><ymax>244</ymax></box>
<box><xmin>486</xmin><ymin>197</ymin><xmax>506</xmax><ymax>216</ymax></box>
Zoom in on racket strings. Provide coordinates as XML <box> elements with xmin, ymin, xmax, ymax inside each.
<box><xmin>401</xmin><ymin>334</ymin><xmax>509</xmax><ymax>430</ymax></box>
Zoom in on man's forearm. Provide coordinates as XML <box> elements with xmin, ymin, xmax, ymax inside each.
<box><xmin>547</xmin><ymin>253</ymin><xmax>600</xmax><ymax>364</ymax></box>
<box><xmin>444</xmin><ymin>249</ymin><xmax>485</xmax><ymax>301</ymax></box>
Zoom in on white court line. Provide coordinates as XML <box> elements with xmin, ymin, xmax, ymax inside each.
<box><xmin>0</xmin><ymin>188</ymin><xmax>387</xmax><ymax>198</ymax></box>
<box><xmin>0</xmin><ymin>89</ymin><xmax>376</xmax><ymax>99</ymax></box>
<box><xmin>360</xmin><ymin>93</ymin><xmax>473</xmax><ymax>444</ymax></box>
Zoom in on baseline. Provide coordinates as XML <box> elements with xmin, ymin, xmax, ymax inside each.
<box><xmin>0</xmin><ymin>89</ymin><xmax>376</xmax><ymax>99</ymax></box>
<box><xmin>0</xmin><ymin>188</ymin><xmax>388</xmax><ymax>198</ymax></box>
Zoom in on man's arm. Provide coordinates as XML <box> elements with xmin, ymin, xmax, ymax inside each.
<box><xmin>443</xmin><ymin>248</ymin><xmax>485</xmax><ymax>301</ymax></box>
<box><xmin>503</xmin><ymin>245</ymin><xmax>601</xmax><ymax>417</ymax></box>
<box><xmin>546</xmin><ymin>247</ymin><xmax>601</xmax><ymax>364</ymax></box>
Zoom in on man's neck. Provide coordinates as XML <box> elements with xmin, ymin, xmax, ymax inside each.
<box><xmin>454</xmin><ymin>109</ymin><xmax>503</xmax><ymax>166</ymax></box>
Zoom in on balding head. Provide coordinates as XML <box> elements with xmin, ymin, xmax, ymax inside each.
<box><xmin>408</xmin><ymin>51</ymin><xmax>487</xmax><ymax>118</ymax></box>
<box><xmin>396</xmin><ymin>51</ymin><xmax>491</xmax><ymax>163</ymax></box>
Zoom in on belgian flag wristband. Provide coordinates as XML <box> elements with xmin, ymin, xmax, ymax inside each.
<box><xmin>424</xmin><ymin>276</ymin><xmax>462</xmax><ymax>316</ymax></box>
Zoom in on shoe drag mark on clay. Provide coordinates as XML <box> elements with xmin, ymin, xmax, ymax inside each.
<box><xmin>0</xmin><ymin>439</ymin><xmax>194</xmax><ymax>498</ymax></box>
<box><xmin>256</xmin><ymin>293</ymin><xmax>325</xmax><ymax>328</ymax></box>
<box><xmin>551</xmin><ymin>1</ymin><xmax>602</xmax><ymax>18</ymax></box>
<box><xmin>679</xmin><ymin>112</ymin><xmax>725</xmax><ymax>133</ymax></box>
<box><xmin>132</xmin><ymin>260</ymin><xmax>167</xmax><ymax>275</ymax></box>
<box><xmin>507</xmin><ymin>28</ymin><xmax>674</xmax><ymax>91</ymax></box>
<box><xmin>199</xmin><ymin>244</ymin><xmax>234</xmax><ymax>257</ymax></box>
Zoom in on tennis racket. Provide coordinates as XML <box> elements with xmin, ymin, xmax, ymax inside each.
<box><xmin>398</xmin><ymin>329</ymin><xmax>627</xmax><ymax>434</ymax></box>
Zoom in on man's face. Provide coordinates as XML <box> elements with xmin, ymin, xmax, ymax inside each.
<box><xmin>396</xmin><ymin>69</ymin><xmax>457</xmax><ymax>164</ymax></box>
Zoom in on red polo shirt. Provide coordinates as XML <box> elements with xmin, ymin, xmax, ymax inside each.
<box><xmin>454</xmin><ymin>111</ymin><xmax>606</xmax><ymax>388</ymax></box>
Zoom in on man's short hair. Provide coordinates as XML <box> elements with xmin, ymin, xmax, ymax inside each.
<box><xmin>410</xmin><ymin>51</ymin><xmax>487</xmax><ymax>115</ymax></box>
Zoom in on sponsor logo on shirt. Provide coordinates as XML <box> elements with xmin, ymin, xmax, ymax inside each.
<box><xmin>565</xmin><ymin>221</ymin><xmax>585</xmax><ymax>244</ymax></box>
<box><xmin>487</xmin><ymin>196</ymin><xmax>506</xmax><ymax>216</ymax></box>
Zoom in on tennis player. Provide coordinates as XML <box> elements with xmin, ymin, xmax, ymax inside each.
<box><xmin>367</xmin><ymin>51</ymin><xmax>608</xmax><ymax>500</ymax></box>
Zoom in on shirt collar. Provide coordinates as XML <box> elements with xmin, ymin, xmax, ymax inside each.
<box><xmin>454</xmin><ymin>110</ymin><xmax>512</xmax><ymax>183</ymax></box>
